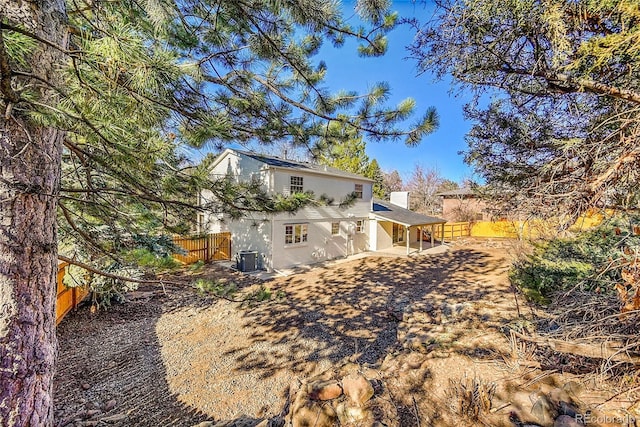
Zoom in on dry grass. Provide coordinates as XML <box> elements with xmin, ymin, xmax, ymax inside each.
<box><xmin>444</xmin><ymin>375</ymin><xmax>496</xmax><ymax>425</ymax></box>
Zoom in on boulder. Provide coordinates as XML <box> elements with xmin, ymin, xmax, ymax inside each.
<box><xmin>307</xmin><ymin>380</ymin><xmax>342</xmax><ymax>401</ymax></box>
<box><xmin>103</xmin><ymin>399</ymin><xmax>117</xmax><ymax>412</ymax></box>
<box><xmin>336</xmin><ymin>402</ymin><xmax>372</xmax><ymax>424</ymax></box>
<box><xmin>290</xmin><ymin>386</ymin><xmax>337</xmax><ymax>427</ymax></box>
<box><xmin>342</xmin><ymin>374</ymin><xmax>375</xmax><ymax>407</ymax></box>
<box><xmin>531</xmin><ymin>392</ymin><xmax>556</xmax><ymax>424</ymax></box>
<box><xmin>290</xmin><ymin>402</ymin><xmax>336</xmax><ymax>427</ymax></box>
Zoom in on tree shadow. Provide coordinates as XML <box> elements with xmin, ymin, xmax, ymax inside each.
<box><xmin>54</xmin><ymin>286</ymin><xmax>225</xmax><ymax>426</ymax></box>
<box><xmin>232</xmin><ymin>248</ymin><xmax>511</xmax><ymax>371</ymax></box>
<box><xmin>54</xmin><ymin>247</ymin><xmax>513</xmax><ymax>426</ymax></box>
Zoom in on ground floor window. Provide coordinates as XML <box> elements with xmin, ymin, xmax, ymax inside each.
<box><xmin>331</xmin><ymin>222</ymin><xmax>340</xmax><ymax>235</ymax></box>
<box><xmin>285</xmin><ymin>223</ymin><xmax>308</xmax><ymax>245</ymax></box>
<box><xmin>356</xmin><ymin>220</ymin><xmax>364</xmax><ymax>233</ymax></box>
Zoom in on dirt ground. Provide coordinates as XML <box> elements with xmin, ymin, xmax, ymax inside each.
<box><xmin>54</xmin><ymin>241</ymin><xmax>637</xmax><ymax>427</ymax></box>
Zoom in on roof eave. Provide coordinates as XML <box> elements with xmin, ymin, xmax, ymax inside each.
<box><xmin>371</xmin><ymin>213</ymin><xmax>447</xmax><ymax>227</ymax></box>
<box><xmin>267</xmin><ymin>164</ymin><xmax>375</xmax><ymax>182</ymax></box>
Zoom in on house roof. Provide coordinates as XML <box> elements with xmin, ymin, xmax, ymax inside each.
<box><xmin>227</xmin><ymin>149</ymin><xmax>374</xmax><ymax>182</ymax></box>
<box><xmin>371</xmin><ymin>199</ymin><xmax>446</xmax><ymax>227</ymax></box>
<box><xmin>436</xmin><ymin>188</ymin><xmax>476</xmax><ymax>197</ymax></box>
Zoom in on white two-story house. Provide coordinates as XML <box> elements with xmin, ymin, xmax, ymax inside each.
<box><xmin>200</xmin><ymin>149</ymin><xmax>446</xmax><ymax>272</ymax></box>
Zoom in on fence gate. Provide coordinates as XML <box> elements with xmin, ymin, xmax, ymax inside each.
<box><xmin>173</xmin><ymin>232</ymin><xmax>232</xmax><ymax>264</ymax></box>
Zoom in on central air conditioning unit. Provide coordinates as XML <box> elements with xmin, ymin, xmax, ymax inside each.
<box><xmin>237</xmin><ymin>250</ymin><xmax>258</xmax><ymax>272</ymax></box>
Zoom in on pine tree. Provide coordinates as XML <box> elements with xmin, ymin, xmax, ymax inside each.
<box><xmin>366</xmin><ymin>159</ymin><xmax>386</xmax><ymax>199</ymax></box>
<box><xmin>313</xmin><ymin>123</ymin><xmax>397</xmax><ymax>199</ymax></box>
<box><xmin>1</xmin><ymin>0</ymin><xmax>439</xmax><ymax>423</ymax></box>
<box><xmin>411</xmin><ymin>0</ymin><xmax>640</xmax><ymax>221</ymax></box>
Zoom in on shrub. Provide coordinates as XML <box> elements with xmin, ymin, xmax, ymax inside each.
<box><xmin>193</xmin><ymin>279</ymin><xmax>238</xmax><ymax>298</ymax></box>
<box><xmin>510</xmin><ymin>215</ymin><xmax>640</xmax><ymax>302</ymax></box>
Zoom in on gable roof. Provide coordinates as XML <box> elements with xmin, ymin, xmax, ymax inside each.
<box><xmin>214</xmin><ymin>148</ymin><xmax>374</xmax><ymax>182</ymax></box>
<box><xmin>371</xmin><ymin>199</ymin><xmax>446</xmax><ymax>227</ymax></box>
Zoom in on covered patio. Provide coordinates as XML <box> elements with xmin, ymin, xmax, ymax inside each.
<box><xmin>369</xmin><ymin>200</ymin><xmax>447</xmax><ymax>255</ymax></box>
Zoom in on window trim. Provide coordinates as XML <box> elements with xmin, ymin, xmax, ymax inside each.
<box><xmin>354</xmin><ymin>183</ymin><xmax>363</xmax><ymax>199</ymax></box>
<box><xmin>284</xmin><ymin>223</ymin><xmax>308</xmax><ymax>246</ymax></box>
<box><xmin>290</xmin><ymin>175</ymin><xmax>304</xmax><ymax>194</ymax></box>
<box><xmin>331</xmin><ymin>222</ymin><xmax>340</xmax><ymax>235</ymax></box>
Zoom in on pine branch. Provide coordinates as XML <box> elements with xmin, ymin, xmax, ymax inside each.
<box><xmin>59</xmin><ymin>202</ymin><xmax>124</xmax><ymax>264</ymax></box>
<box><xmin>0</xmin><ymin>25</ymin><xmax>20</xmax><ymax>105</ymax></box>
<box><xmin>57</xmin><ymin>255</ymin><xmax>246</xmax><ymax>302</ymax></box>
<box><xmin>502</xmin><ymin>67</ymin><xmax>640</xmax><ymax>105</ymax></box>
<box><xmin>1</xmin><ymin>22</ymin><xmax>82</xmax><ymax>56</ymax></box>
<box><xmin>58</xmin><ymin>254</ymin><xmax>183</xmax><ymax>286</ymax></box>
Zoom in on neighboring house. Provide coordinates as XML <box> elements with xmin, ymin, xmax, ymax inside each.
<box><xmin>437</xmin><ymin>188</ymin><xmax>488</xmax><ymax>222</ymax></box>
<box><xmin>200</xmin><ymin>149</ymin><xmax>445</xmax><ymax>272</ymax></box>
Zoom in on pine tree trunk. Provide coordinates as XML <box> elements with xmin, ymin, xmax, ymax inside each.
<box><xmin>0</xmin><ymin>0</ymin><xmax>67</xmax><ymax>425</ymax></box>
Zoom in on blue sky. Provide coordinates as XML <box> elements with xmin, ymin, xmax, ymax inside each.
<box><xmin>319</xmin><ymin>1</ymin><xmax>476</xmax><ymax>183</ymax></box>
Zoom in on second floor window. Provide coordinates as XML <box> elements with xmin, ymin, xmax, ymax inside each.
<box><xmin>354</xmin><ymin>183</ymin><xmax>363</xmax><ymax>198</ymax></box>
<box><xmin>290</xmin><ymin>176</ymin><xmax>303</xmax><ymax>193</ymax></box>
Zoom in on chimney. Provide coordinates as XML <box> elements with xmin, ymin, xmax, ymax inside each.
<box><xmin>390</xmin><ymin>191</ymin><xmax>410</xmax><ymax>209</ymax></box>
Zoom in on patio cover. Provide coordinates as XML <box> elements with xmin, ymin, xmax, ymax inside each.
<box><xmin>371</xmin><ymin>199</ymin><xmax>446</xmax><ymax>227</ymax></box>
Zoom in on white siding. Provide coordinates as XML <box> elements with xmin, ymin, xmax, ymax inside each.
<box><xmin>271</xmin><ymin>217</ymin><xmax>369</xmax><ymax>270</ymax></box>
<box><xmin>210</xmin><ymin>150</ymin><xmax>268</xmax><ymax>185</ymax></box>
<box><xmin>373</xmin><ymin>220</ymin><xmax>393</xmax><ymax>251</ymax></box>
<box><xmin>227</xmin><ymin>218</ymin><xmax>272</xmax><ymax>270</ymax></box>
<box><xmin>199</xmin><ymin>150</ymin><xmax>376</xmax><ymax>271</ymax></box>
<box><xmin>273</xmin><ymin>169</ymin><xmax>372</xmax><ymax>203</ymax></box>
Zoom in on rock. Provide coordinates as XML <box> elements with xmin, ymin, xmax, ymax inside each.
<box><xmin>562</xmin><ymin>382</ymin><xmax>583</xmax><ymax>398</ymax></box>
<box><xmin>191</xmin><ymin>422</ymin><xmax>215</xmax><ymax>427</ymax></box>
<box><xmin>531</xmin><ymin>392</ymin><xmax>556</xmax><ymax>424</ymax></box>
<box><xmin>336</xmin><ymin>403</ymin><xmax>371</xmax><ymax>424</ymax></box>
<box><xmin>84</xmin><ymin>409</ymin><xmax>101</xmax><ymax>418</ymax></box>
<box><xmin>554</xmin><ymin>415</ymin><xmax>583</xmax><ymax>427</ymax></box>
<box><xmin>81</xmin><ymin>383</ymin><xmax>91</xmax><ymax>390</ymax></box>
<box><xmin>549</xmin><ymin>387</ymin><xmax>574</xmax><ymax>405</ymax></box>
<box><xmin>288</xmin><ymin>383</ymin><xmax>337</xmax><ymax>427</ymax></box>
<box><xmin>558</xmin><ymin>401</ymin><xmax>580</xmax><ymax>418</ymax></box>
<box><xmin>342</xmin><ymin>374</ymin><xmax>374</xmax><ymax>406</ymax></box>
<box><xmin>308</xmin><ymin>380</ymin><xmax>342</xmax><ymax>401</ymax></box>
<box><xmin>85</xmin><ymin>401</ymin><xmax>100</xmax><ymax>410</ymax></box>
<box><xmin>100</xmin><ymin>413</ymin><xmax>127</xmax><ymax>423</ymax></box>
<box><xmin>103</xmin><ymin>399</ymin><xmax>117</xmax><ymax>412</ymax></box>
<box><xmin>290</xmin><ymin>402</ymin><xmax>336</xmax><ymax>427</ymax></box>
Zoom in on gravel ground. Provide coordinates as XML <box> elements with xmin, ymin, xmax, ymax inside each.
<box><xmin>54</xmin><ymin>244</ymin><xmax>521</xmax><ymax>426</ymax></box>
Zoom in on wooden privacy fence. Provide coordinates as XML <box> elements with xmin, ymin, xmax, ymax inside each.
<box><xmin>435</xmin><ymin>220</ymin><xmax>537</xmax><ymax>240</ymax></box>
<box><xmin>434</xmin><ymin>222</ymin><xmax>472</xmax><ymax>240</ymax></box>
<box><xmin>56</xmin><ymin>262</ymin><xmax>89</xmax><ymax>325</ymax></box>
<box><xmin>173</xmin><ymin>232</ymin><xmax>231</xmax><ymax>264</ymax></box>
